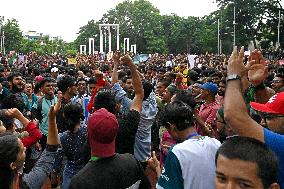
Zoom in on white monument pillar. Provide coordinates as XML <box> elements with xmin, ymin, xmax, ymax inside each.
<box><xmin>131</xmin><ymin>44</ymin><xmax>137</xmax><ymax>54</ymax></box>
<box><xmin>108</xmin><ymin>26</ymin><xmax>112</xmax><ymax>53</ymax></box>
<box><xmin>88</xmin><ymin>38</ymin><xmax>95</xmax><ymax>55</ymax></box>
<box><xmin>124</xmin><ymin>38</ymin><xmax>130</xmax><ymax>54</ymax></box>
<box><xmin>99</xmin><ymin>24</ymin><xmax>119</xmax><ymax>53</ymax></box>
<box><xmin>100</xmin><ymin>28</ymin><xmax>103</xmax><ymax>53</ymax></box>
<box><xmin>80</xmin><ymin>45</ymin><xmax>87</xmax><ymax>54</ymax></box>
<box><xmin>116</xmin><ymin>26</ymin><xmax>120</xmax><ymax>50</ymax></box>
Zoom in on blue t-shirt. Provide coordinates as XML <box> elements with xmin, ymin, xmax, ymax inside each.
<box><xmin>264</xmin><ymin>128</ymin><xmax>284</xmax><ymax>188</ymax></box>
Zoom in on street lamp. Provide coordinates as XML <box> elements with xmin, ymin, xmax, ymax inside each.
<box><xmin>233</xmin><ymin>5</ymin><xmax>236</xmax><ymax>47</ymax></box>
<box><xmin>277</xmin><ymin>9</ymin><xmax>281</xmax><ymax>48</ymax></box>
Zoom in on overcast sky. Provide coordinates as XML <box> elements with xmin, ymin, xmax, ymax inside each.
<box><xmin>1</xmin><ymin>0</ymin><xmax>283</xmax><ymax>42</ymax></box>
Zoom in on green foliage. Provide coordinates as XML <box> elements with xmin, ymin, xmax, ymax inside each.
<box><xmin>3</xmin><ymin>19</ymin><xmax>23</xmax><ymax>53</ymax></box>
<box><xmin>216</xmin><ymin>0</ymin><xmax>284</xmax><ymax>50</ymax></box>
<box><xmin>2</xmin><ymin>0</ymin><xmax>284</xmax><ymax>55</ymax></box>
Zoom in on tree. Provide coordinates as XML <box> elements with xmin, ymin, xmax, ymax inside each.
<box><xmin>75</xmin><ymin>0</ymin><xmax>167</xmax><ymax>54</ymax></box>
<box><xmin>216</xmin><ymin>0</ymin><xmax>284</xmax><ymax>49</ymax></box>
<box><xmin>3</xmin><ymin>19</ymin><xmax>23</xmax><ymax>53</ymax></box>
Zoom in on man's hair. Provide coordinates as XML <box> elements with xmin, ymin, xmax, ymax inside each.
<box><xmin>121</xmin><ymin>76</ymin><xmax>131</xmax><ymax>84</ymax></box>
<box><xmin>94</xmin><ymin>89</ymin><xmax>116</xmax><ymax>114</ymax></box>
<box><xmin>63</xmin><ymin>103</ymin><xmax>84</xmax><ymax>133</ymax></box>
<box><xmin>142</xmin><ymin>80</ymin><xmax>153</xmax><ymax>100</ymax></box>
<box><xmin>118</xmin><ymin>71</ymin><xmax>127</xmax><ymax>81</ymax></box>
<box><xmin>77</xmin><ymin>77</ymin><xmax>87</xmax><ymax>84</ymax></box>
<box><xmin>88</xmin><ymin>77</ymin><xmax>97</xmax><ymax>85</ymax></box>
<box><xmin>159</xmin><ymin>101</ymin><xmax>194</xmax><ymax>131</ymax></box>
<box><xmin>174</xmin><ymin>90</ymin><xmax>196</xmax><ymax>109</ymax></box>
<box><xmin>7</xmin><ymin>72</ymin><xmax>22</xmax><ymax>82</ymax></box>
<box><xmin>157</xmin><ymin>79</ymin><xmax>171</xmax><ymax>88</ymax></box>
<box><xmin>39</xmin><ymin>77</ymin><xmax>53</xmax><ymax>88</ymax></box>
<box><xmin>215</xmin><ymin>136</ymin><xmax>279</xmax><ymax>188</ymax></box>
<box><xmin>57</xmin><ymin>76</ymin><xmax>76</xmax><ymax>93</ymax></box>
<box><xmin>0</xmin><ymin>133</ymin><xmax>19</xmax><ymax>189</ymax></box>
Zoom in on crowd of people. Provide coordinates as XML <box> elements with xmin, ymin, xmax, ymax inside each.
<box><xmin>0</xmin><ymin>46</ymin><xmax>283</xmax><ymax>189</ymax></box>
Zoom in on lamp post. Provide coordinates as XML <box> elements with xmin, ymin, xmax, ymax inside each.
<box><xmin>277</xmin><ymin>9</ymin><xmax>281</xmax><ymax>48</ymax></box>
<box><xmin>218</xmin><ymin>19</ymin><xmax>220</xmax><ymax>55</ymax></box>
<box><xmin>233</xmin><ymin>5</ymin><xmax>236</xmax><ymax>47</ymax></box>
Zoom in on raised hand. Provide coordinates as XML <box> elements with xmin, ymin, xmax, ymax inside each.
<box><xmin>227</xmin><ymin>46</ymin><xmax>247</xmax><ymax>77</ymax></box>
<box><xmin>147</xmin><ymin>151</ymin><xmax>160</xmax><ymax>171</ymax></box>
<box><xmin>5</xmin><ymin>108</ymin><xmax>23</xmax><ymax>119</ymax></box>
<box><xmin>120</xmin><ymin>54</ymin><xmax>133</xmax><ymax>66</ymax></box>
<box><xmin>48</xmin><ymin>91</ymin><xmax>62</xmax><ymax>118</ymax></box>
<box><xmin>112</xmin><ymin>50</ymin><xmax>121</xmax><ymax>64</ymax></box>
<box><xmin>247</xmin><ymin>50</ymin><xmax>268</xmax><ymax>86</ymax></box>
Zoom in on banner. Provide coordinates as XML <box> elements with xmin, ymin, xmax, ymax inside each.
<box><xmin>188</xmin><ymin>55</ymin><xmax>197</xmax><ymax>69</ymax></box>
<box><xmin>67</xmin><ymin>58</ymin><xmax>77</xmax><ymax>64</ymax></box>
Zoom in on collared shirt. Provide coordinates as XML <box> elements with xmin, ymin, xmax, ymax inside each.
<box><xmin>196</xmin><ymin>101</ymin><xmax>221</xmax><ymax>136</ymax></box>
<box><xmin>72</xmin><ymin>93</ymin><xmax>90</xmax><ymax>124</ymax></box>
<box><xmin>112</xmin><ymin>82</ymin><xmax>158</xmax><ymax>161</ymax></box>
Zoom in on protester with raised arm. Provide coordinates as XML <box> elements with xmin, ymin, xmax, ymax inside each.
<box><xmin>224</xmin><ymin>47</ymin><xmax>284</xmax><ymax>188</ymax></box>
<box><xmin>0</xmin><ymin>92</ymin><xmax>62</xmax><ymax>189</ymax></box>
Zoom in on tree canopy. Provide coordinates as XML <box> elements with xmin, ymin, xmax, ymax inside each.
<box><xmin>1</xmin><ymin>0</ymin><xmax>283</xmax><ymax>55</ymax></box>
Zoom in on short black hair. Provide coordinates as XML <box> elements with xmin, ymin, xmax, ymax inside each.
<box><xmin>173</xmin><ymin>90</ymin><xmax>196</xmax><ymax>110</ymax></box>
<box><xmin>39</xmin><ymin>77</ymin><xmax>53</xmax><ymax>88</ymax></box>
<box><xmin>157</xmin><ymin>79</ymin><xmax>171</xmax><ymax>88</ymax></box>
<box><xmin>63</xmin><ymin>103</ymin><xmax>84</xmax><ymax>132</ymax></box>
<box><xmin>142</xmin><ymin>80</ymin><xmax>153</xmax><ymax>100</ymax></box>
<box><xmin>88</xmin><ymin>77</ymin><xmax>97</xmax><ymax>85</ymax></box>
<box><xmin>121</xmin><ymin>76</ymin><xmax>132</xmax><ymax>84</ymax></box>
<box><xmin>77</xmin><ymin>77</ymin><xmax>87</xmax><ymax>84</ymax></box>
<box><xmin>57</xmin><ymin>76</ymin><xmax>76</xmax><ymax>93</ymax></box>
<box><xmin>159</xmin><ymin>101</ymin><xmax>194</xmax><ymax>131</ymax></box>
<box><xmin>94</xmin><ymin>89</ymin><xmax>116</xmax><ymax>114</ymax></box>
<box><xmin>215</xmin><ymin>136</ymin><xmax>279</xmax><ymax>188</ymax></box>
<box><xmin>7</xmin><ymin>72</ymin><xmax>22</xmax><ymax>82</ymax></box>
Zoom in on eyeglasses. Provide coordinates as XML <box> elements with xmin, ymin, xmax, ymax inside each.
<box><xmin>272</xmin><ymin>80</ymin><xmax>284</xmax><ymax>84</ymax></box>
<box><xmin>263</xmin><ymin>114</ymin><xmax>284</xmax><ymax>121</ymax></box>
<box><xmin>259</xmin><ymin>112</ymin><xmax>284</xmax><ymax>127</ymax></box>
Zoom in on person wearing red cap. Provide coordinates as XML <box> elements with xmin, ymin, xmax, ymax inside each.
<box><xmin>69</xmin><ymin>108</ymin><xmax>151</xmax><ymax>189</ymax></box>
<box><xmin>224</xmin><ymin>47</ymin><xmax>282</xmax><ymax>188</ymax></box>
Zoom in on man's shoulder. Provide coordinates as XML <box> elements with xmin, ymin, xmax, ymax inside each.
<box><xmin>71</xmin><ymin>162</ymin><xmax>94</xmax><ymax>182</ymax></box>
<box><xmin>172</xmin><ymin>136</ymin><xmax>221</xmax><ymax>154</ymax></box>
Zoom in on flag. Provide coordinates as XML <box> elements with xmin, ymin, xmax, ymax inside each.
<box><xmin>8</xmin><ymin>54</ymin><xmax>17</xmax><ymax>65</ymax></box>
<box><xmin>67</xmin><ymin>58</ymin><xmax>77</xmax><ymax>64</ymax></box>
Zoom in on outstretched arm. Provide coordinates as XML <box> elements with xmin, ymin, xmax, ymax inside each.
<box><xmin>224</xmin><ymin>47</ymin><xmax>264</xmax><ymax>142</ymax></box>
<box><xmin>121</xmin><ymin>55</ymin><xmax>144</xmax><ymax>113</ymax></box>
<box><xmin>111</xmin><ymin>51</ymin><xmax>120</xmax><ymax>86</ymax></box>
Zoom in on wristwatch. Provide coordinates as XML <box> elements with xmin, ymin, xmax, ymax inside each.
<box><xmin>226</xmin><ymin>74</ymin><xmax>241</xmax><ymax>83</ymax></box>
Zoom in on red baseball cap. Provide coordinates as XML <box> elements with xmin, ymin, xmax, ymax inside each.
<box><xmin>87</xmin><ymin>108</ymin><xmax>119</xmax><ymax>157</ymax></box>
<box><xmin>250</xmin><ymin>92</ymin><xmax>284</xmax><ymax>114</ymax></box>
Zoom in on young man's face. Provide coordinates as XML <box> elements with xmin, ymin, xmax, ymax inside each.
<box><xmin>41</xmin><ymin>82</ymin><xmax>55</xmax><ymax>97</ymax></box>
<box><xmin>77</xmin><ymin>80</ymin><xmax>87</xmax><ymax>95</ymax></box>
<box><xmin>215</xmin><ymin>155</ymin><xmax>265</xmax><ymax>189</ymax></box>
<box><xmin>125</xmin><ymin>79</ymin><xmax>134</xmax><ymax>94</ymax></box>
<box><xmin>271</xmin><ymin>77</ymin><xmax>284</xmax><ymax>92</ymax></box>
<box><xmin>218</xmin><ymin>82</ymin><xmax>226</xmax><ymax>96</ymax></box>
<box><xmin>156</xmin><ymin>82</ymin><xmax>166</xmax><ymax>97</ymax></box>
<box><xmin>11</xmin><ymin>76</ymin><xmax>25</xmax><ymax>92</ymax></box>
<box><xmin>162</xmin><ymin>88</ymin><xmax>172</xmax><ymax>103</ymax></box>
<box><xmin>89</xmin><ymin>84</ymin><xmax>96</xmax><ymax>95</ymax></box>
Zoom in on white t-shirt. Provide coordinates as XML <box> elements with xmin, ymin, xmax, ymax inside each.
<box><xmin>157</xmin><ymin>136</ymin><xmax>221</xmax><ymax>189</ymax></box>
